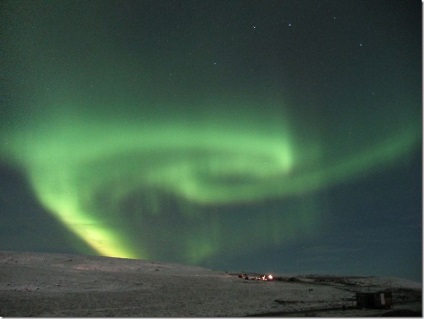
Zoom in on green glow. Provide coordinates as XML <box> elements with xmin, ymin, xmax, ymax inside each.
<box><xmin>0</xmin><ymin>100</ymin><xmax>420</xmax><ymax>261</ymax></box>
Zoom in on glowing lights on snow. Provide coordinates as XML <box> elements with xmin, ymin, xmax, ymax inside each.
<box><xmin>238</xmin><ymin>273</ymin><xmax>275</xmax><ymax>281</ymax></box>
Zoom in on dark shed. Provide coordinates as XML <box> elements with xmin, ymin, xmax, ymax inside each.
<box><xmin>356</xmin><ymin>291</ymin><xmax>393</xmax><ymax>309</ymax></box>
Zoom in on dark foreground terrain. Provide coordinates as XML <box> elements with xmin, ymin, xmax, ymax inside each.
<box><xmin>0</xmin><ymin>252</ymin><xmax>421</xmax><ymax>317</ymax></box>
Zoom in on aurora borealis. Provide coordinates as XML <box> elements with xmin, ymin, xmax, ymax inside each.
<box><xmin>0</xmin><ymin>0</ymin><xmax>422</xmax><ymax>280</ymax></box>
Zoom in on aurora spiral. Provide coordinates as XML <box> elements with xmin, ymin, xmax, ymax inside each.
<box><xmin>0</xmin><ymin>0</ymin><xmax>421</xmax><ymax>278</ymax></box>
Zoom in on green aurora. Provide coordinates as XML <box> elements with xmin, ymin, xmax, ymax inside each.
<box><xmin>0</xmin><ymin>0</ymin><xmax>421</xmax><ymax>272</ymax></box>
<box><xmin>0</xmin><ymin>99</ymin><xmax>420</xmax><ymax>261</ymax></box>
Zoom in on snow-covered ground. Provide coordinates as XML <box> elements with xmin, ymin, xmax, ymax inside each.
<box><xmin>0</xmin><ymin>251</ymin><xmax>421</xmax><ymax>317</ymax></box>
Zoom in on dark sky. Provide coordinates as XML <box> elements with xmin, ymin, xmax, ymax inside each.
<box><xmin>0</xmin><ymin>0</ymin><xmax>422</xmax><ymax>281</ymax></box>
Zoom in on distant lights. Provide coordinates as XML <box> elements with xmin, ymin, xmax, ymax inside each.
<box><xmin>238</xmin><ymin>273</ymin><xmax>274</xmax><ymax>281</ymax></box>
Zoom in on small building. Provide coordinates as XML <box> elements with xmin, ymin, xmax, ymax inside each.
<box><xmin>356</xmin><ymin>291</ymin><xmax>393</xmax><ymax>309</ymax></box>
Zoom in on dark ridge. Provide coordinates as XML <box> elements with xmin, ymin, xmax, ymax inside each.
<box><xmin>246</xmin><ymin>306</ymin><xmax>356</xmax><ymax>317</ymax></box>
<box><xmin>379</xmin><ymin>309</ymin><xmax>422</xmax><ymax>317</ymax></box>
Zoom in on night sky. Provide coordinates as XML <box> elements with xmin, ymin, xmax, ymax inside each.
<box><xmin>0</xmin><ymin>0</ymin><xmax>422</xmax><ymax>281</ymax></box>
